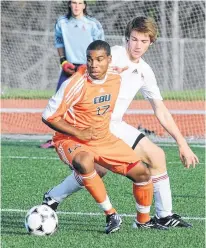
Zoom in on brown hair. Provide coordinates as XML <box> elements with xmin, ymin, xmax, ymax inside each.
<box><xmin>67</xmin><ymin>1</ymin><xmax>89</xmax><ymax>19</ymax></box>
<box><xmin>125</xmin><ymin>16</ymin><xmax>158</xmax><ymax>43</ymax></box>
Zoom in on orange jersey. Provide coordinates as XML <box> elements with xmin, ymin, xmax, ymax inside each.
<box><xmin>43</xmin><ymin>66</ymin><xmax>141</xmax><ymax>175</ymax></box>
<box><xmin>42</xmin><ymin>66</ymin><xmax>121</xmax><ymax>140</ymax></box>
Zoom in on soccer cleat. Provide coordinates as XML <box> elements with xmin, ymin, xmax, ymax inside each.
<box><xmin>40</xmin><ymin>140</ymin><xmax>54</xmax><ymax>149</ymax></box>
<box><xmin>133</xmin><ymin>218</ymin><xmax>168</xmax><ymax>230</ymax></box>
<box><xmin>42</xmin><ymin>192</ymin><xmax>59</xmax><ymax>211</ymax></box>
<box><xmin>153</xmin><ymin>214</ymin><xmax>192</xmax><ymax>228</ymax></box>
<box><xmin>105</xmin><ymin>213</ymin><xmax>122</xmax><ymax>234</ymax></box>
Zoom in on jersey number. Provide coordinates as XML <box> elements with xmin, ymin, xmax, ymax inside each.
<box><xmin>96</xmin><ymin>105</ymin><xmax>110</xmax><ymax>115</ymax></box>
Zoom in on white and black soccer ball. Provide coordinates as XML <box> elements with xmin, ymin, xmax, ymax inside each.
<box><xmin>25</xmin><ymin>205</ymin><xmax>58</xmax><ymax>236</ymax></box>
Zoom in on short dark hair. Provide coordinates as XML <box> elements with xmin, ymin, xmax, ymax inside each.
<box><xmin>125</xmin><ymin>16</ymin><xmax>158</xmax><ymax>43</ymax></box>
<box><xmin>87</xmin><ymin>40</ymin><xmax>111</xmax><ymax>56</ymax></box>
<box><xmin>67</xmin><ymin>1</ymin><xmax>89</xmax><ymax>19</ymax></box>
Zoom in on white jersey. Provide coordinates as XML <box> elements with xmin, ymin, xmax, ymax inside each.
<box><xmin>110</xmin><ymin>45</ymin><xmax>162</xmax><ymax>122</ymax></box>
<box><xmin>109</xmin><ymin>46</ymin><xmax>163</xmax><ymax>147</ymax></box>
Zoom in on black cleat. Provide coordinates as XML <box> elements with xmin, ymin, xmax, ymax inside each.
<box><xmin>42</xmin><ymin>192</ymin><xmax>59</xmax><ymax>211</ymax></box>
<box><xmin>105</xmin><ymin>213</ymin><xmax>122</xmax><ymax>234</ymax></box>
<box><xmin>133</xmin><ymin>218</ymin><xmax>168</xmax><ymax>230</ymax></box>
<box><xmin>153</xmin><ymin>214</ymin><xmax>192</xmax><ymax>228</ymax></box>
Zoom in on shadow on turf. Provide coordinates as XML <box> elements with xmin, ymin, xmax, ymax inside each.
<box><xmin>58</xmin><ymin>215</ymin><xmax>105</xmax><ymax>233</ymax></box>
<box><xmin>1</xmin><ymin>213</ymin><xmax>29</xmax><ymax>235</ymax></box>
<box><xmin>1</xmin><ymin>212</ymin><xmax>107</xmax><ymax>235</ymax></box>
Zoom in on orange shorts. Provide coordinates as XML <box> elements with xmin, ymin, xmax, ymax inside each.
<box><xmin>54</xmin><ymin>133</ymin><xmax>140</xmax><ymax>176</ymax></box>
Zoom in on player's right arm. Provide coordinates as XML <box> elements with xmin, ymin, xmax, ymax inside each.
<box><xmin>42</xmin><ymin>71</ymin><xmax>92</xmax><ymax>141</ymax></box>
<box><xmin>42</xmin><ymin>118</ymin><xmax>92</xmax><ymax>141</ymax></box>
<box><xmin>54</xmin><ymin>18</ymin><xmax>64</xmax><ymax>49</ymax></box>
<box><xmin>55</xmin><ymin>17</ymin><xmax>75</xmax><ymax>76</ymax></box>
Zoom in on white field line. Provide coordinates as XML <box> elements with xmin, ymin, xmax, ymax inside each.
<box><xmin>158</xmin><ymin>144</ymin><xmax>205</xmax><ymax>148</ymax></box>
<box><xmin>1</xmin><ymin>156</ymin><xmax>205</xmax><ymax>165</ymax></box>
<box><xmin>1</xmin><ymin>208</ymin><xmax>205</xmax><ymax>221</ymax></box>
<box><xmin>2</xmin><ymin>135</ymin><xmax>205</xmax><ymax>145</ymax></box>
<box><xmin>1</xmin><ymin>108</ymin><xmax>205</xmax><ymax>115</ymax></box>
<box><xmin>1</xmin><ymin>139</ymin><xmax>205</xmax><ymax>148</ymax></box>
<box><xmin>0</xmin><ymin>156</ymin><xmax>205</xmax><ymax>165</ymax></box>
<box><xmin>126</xmin><ymin>109</ymin><xmax>206</xmax><ymax>115</ymax></box>
<box><xmin>1</xmin><ymin>156</ymin><xmax>59</xmax><ymax>160</ymax></box>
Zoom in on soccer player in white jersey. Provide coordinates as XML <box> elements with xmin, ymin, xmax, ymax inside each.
<box><xmin>42</xmin><ymin>16</ymin><xmax>199</xmax><ymax>228</ymax></box>
<box><xmin>41</xmin><ymin>0</ymin><xmax>104</xmax><ymax>148</ymax></box>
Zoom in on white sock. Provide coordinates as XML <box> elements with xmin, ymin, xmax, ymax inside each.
<box><xmin>152</xmin><ymin>172</ymin><xmax>172</xmax><ymax>218</ymax></box>
<box><xmin>97</xmin><ymin>196</ymin><xmax>113</xmax><ymax>212</ymax></box>
<box><xmin>49</xmin><ymin>171</ymin><xmax>83</xmax><ymax>203</ymax></box>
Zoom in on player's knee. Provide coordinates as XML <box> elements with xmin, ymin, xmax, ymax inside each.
<box><xmin>135</xmin><ymin>166</ymin><xmax>150</xmax><ymax>182</ymax></box>
<box><xmin>72</xmin><ymin>151</ymin><xmax>94</xmax><ymax>174</ymax></box>
<box><xmin>143</xmin><ymin>167</ymin><xmax>151</xmax><ymax>181</ymax></box>
<box><xmin>95</xmin><ymin>163</ymin><xmax>107</xmax><ymax>178</ymax></box>
<box><xmin>126</xmin><ymin>162</ymin><xmax>151</xmax><ymax>183</ymax></box>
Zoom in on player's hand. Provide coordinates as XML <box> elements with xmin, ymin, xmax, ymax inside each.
<box><xmin>179</xmin><ymin>144</ymin><xmax>199</xmax><ymax>168</ymax></box>
<box><xmin>112</xmin><ymin>66</ymin><xmax>129</xmax><ymax>73</ymax></box>
<box><xmin>76</xmin><ymin>127</ymin><xmax>93</xmax><ymax>141</ymax></box>
<box><xmin>62</xmin><ymin>61</ymin><xmax>76</xmax><ymax>76</ymax></box>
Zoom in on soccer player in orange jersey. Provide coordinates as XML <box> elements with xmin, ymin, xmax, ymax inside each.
<box><xmin>42</xmin><ymin>40</ymin><xmax>167</xmax><ymax>233</ymax></box>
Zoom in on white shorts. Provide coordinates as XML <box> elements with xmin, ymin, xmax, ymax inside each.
<box><xmin>110</xmin><ymin>121</ymin><xmax>145</xmax><ymax>148</ymax></box>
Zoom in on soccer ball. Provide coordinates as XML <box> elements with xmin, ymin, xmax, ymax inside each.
<box><xmin>25</xmin><ymin>205</ymin><xmax>58</xmax><ymax>236</ymax></box>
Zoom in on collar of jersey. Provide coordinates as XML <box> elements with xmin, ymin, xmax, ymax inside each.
<box><xmin>87</xmin><ymin>74</ymin><xmax>108</xmax><ymax>85</ymax></box>
<box><xmin>70</xmin><ymin>16</ymin><xmax>85</xmax><ymax>22</ymax></box>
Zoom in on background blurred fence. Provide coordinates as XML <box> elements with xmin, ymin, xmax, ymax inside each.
<box><xmin>1</xmin><ymin>0</ymin><xmax>205</xmax><ymax>93</ymax></box>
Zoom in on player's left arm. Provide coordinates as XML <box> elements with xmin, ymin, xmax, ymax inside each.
<box><xmin>92</xmin><ymin>19</ymin><xmax>105</xmax><ymax>40</ymax></box>
<box><xmin>149</xmin><ymin>98</ymin><xmax>199</xmax><ymax>168</ymax></box>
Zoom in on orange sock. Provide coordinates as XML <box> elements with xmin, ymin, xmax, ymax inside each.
<box><xmin>80</xmin><ymin>170</ymin><xmax>116</xmax><ymax>215</ymax></box>
<box><xmin>133</xmin><ymin>180</ymin><xmax>153</xmax><ymax>223</ymax></box>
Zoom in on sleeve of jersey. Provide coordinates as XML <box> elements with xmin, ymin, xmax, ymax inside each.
<box><xmin>42</xmin><ymin>72</ymin><xmax>85</xmax><ymax>123</ymax></box>
<box><xmin>92</xmin><ymin>20</ymin><xmax>105</xmax><ymax>41</ymax></box>
<box><xmin>140</xmin><ymin>65</ymin><xmax>163</xmax><ymax>100</ymax></box>
<box><xmin>54</xmin><ymin>19</ymin><xmax>64</xmax><ymax>48</ymax></box>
